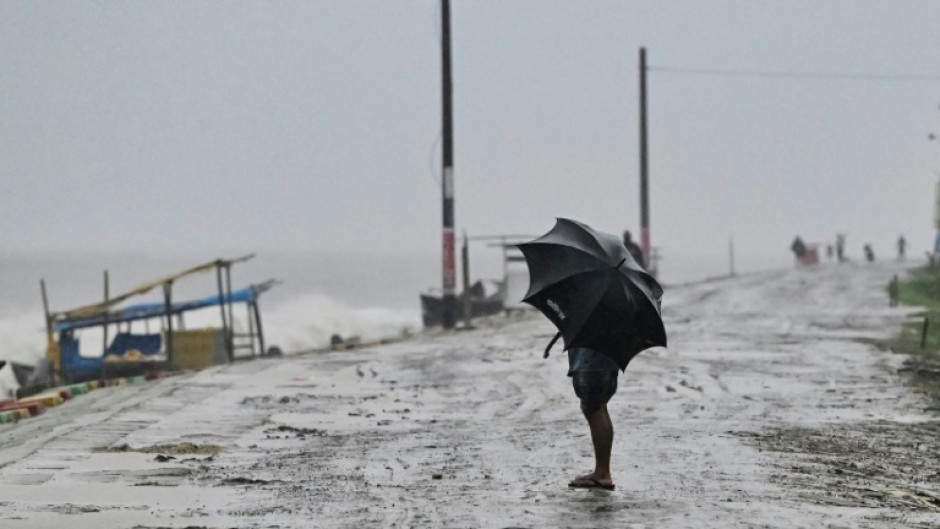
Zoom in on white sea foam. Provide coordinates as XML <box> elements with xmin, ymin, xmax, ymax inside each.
<box><xmin>0</xmin><ymin>313</ymin><xmax>47</xmax><ymax>366</ymax></box>
<box><xmin>0</xmin><ymin>289</ymin><xmax>421</xmax><ymax>372</ymax></box>
<box><xmin>260</xmin><ymin>293</ymin><xmax>420</xmax><ymax>353</ymax></box>
<box><xmin>0</xmin><ymin>250</ymin><xmax>431</xmax><ymax>368</ymax></box>
<box><xmin>0</xmin><ymin>313</ymin><xmax>47</xmax><ymax>398</ymax></box>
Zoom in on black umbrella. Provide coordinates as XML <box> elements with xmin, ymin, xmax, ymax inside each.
<box><xmin>517</xmin><ymin>218</ymin><xmax>666</xmax><ymax>371</ymax></box>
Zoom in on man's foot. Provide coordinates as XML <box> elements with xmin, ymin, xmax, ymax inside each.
<box><xmin>568</xmin><ymin>474</ymin><xmax>615</xmax><ymax>490</ymax></box>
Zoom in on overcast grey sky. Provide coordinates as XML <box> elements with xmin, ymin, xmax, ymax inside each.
<box><xmin>3</xmin><ymin>0</ymin><xmax>940</xmax><ymax>285</ymax></box>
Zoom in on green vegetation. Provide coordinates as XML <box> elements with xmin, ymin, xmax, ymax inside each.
<box><xmin>898</xmin><ymin>267</ymin><xmax>940</xmax><ymax>313</ymax></box>
<box><xmin>895</xmin><ymin>267</ymin><xmax>940</xmax><ymax>358</ymax></box>
<box><xmin>889</xmin><ymin>267</ymin><xmax>940</xmax><ymax>409</ymax></box>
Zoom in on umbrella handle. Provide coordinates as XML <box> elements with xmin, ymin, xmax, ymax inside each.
<box><xmin>543</xmin><ymin>332</ymin><xmax>562</xmax><ymax>359</ymax></box>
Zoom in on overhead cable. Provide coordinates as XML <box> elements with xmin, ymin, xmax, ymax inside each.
<box><xmin>649</xmin><ymin>66</ymin><xmax>940</xmax><ymax>82</ymax></box>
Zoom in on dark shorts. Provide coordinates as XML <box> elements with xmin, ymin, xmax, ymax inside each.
<box><xmin>571</xmin><ymin>370</ymin><xmax>618</xmax><ymax>415</ymax></box>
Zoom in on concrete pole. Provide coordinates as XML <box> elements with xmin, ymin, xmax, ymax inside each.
<box><xmin>440</xmin><ymin>0</ymin><xmax>457</xmax><ymax>328</ymax></box>
<box><xmin>639</xmin><ymin>47</ymin><xmax>651</xmax><ymax>268</ymax></box>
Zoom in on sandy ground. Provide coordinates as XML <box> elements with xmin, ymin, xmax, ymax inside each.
<box><xmin>1</xmin><ymin>260</ymin><xmax>939</xmax><ymax>528</ymax></box>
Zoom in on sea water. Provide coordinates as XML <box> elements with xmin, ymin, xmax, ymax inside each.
<box><xmin>0</xmin><ymin>251</ymin><xmax>433</xmax><ymax>367</ymax></box>
<box><xmin>0</xmin><ymin>248</ymin><xmax>785</xmax><ymax>368</ymax></box>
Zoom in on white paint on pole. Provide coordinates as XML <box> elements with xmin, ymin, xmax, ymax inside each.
<box><xmin>443</xmin><ymin>167</ymin><xmax>454</xmax><ymax>199</ymax></box>
<box><xmin>934</xmin><ymin>179</ymin><xmax>940</xmax><ymax>229</ymax></box>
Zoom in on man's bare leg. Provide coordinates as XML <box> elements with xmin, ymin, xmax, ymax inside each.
<box><xmin>569</xmin><ymin>405</ymin><xmax>614</xmax><ymax>487</ymax></box>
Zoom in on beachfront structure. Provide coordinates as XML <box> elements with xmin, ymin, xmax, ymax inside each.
<box><xmin>40</xmin><ymin>256</ymin><xmax>276</xmax><ymax>384</ymax></box>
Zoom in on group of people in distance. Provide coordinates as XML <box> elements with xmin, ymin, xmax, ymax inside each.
<box><xmin>790</xmin><ymin>234</ymin><xmax>907</xmax><ymax>264</ymax></box>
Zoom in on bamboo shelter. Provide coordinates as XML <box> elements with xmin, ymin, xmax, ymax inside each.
<box><xmin>40</xmin><ymin>256</ymin><xmax>277</xmax><ymax>384</ymax></box>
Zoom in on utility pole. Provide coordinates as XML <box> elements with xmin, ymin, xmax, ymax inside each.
<box><xmin>461</xmin><ymin>232</ymin><xmax>471</xmax><ymax>328</ymax></box>
<box><xmin>638</xmin><ymin>47</ymin><xmax>651</xmax><ymax>269</ymax></box>
<box><xmin>440</xmin><ymin>0</ymin><xmax>457</xmax><ymax>328</ymax></box>
<box><xmin>729</xmin><ymin>237</ymin><xmax>736</xmax><ymax>277</ymax></box>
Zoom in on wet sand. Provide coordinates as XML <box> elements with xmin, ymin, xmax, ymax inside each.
<box><xmin>1</xmin><ymin>260</ymin><xmax>938</xmax><ymax>528</ymax></box>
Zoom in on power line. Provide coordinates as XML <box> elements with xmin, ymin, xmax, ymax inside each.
<box><xmin>649</xmin><ymin>66</ymin><xmax>940</xmax><ymax>82</ymax></box>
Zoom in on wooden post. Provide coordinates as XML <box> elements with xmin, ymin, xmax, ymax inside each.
<box><xmin>163</xmin><ymin>281</ymin><xmax>174</xmax><ymax>367</ymax></box>
<box><xmin>215</xmin><ymin>263</ymin><xmax>230</xmax><ymax>361</ymax></box>
<box><xmin>252</xmin><ymin>300</ymin><xmax>265</xmax><ymax>357</ymax></box>
<box><xmin>462</xmin><ymin>232</ymin><xmax>472</xmax><ymax>327</ymax></box>
<box><xmin>103</xmin><ymin>270</ymin><xmax>110</xmax><ymax>356</ymax></box>
<box><xmin>502</xmin><ymin>238</ymin><xmax>508</xmax><ymax>286</ymax></box>
<box><xmin>246</xmin><ymin>303</ymin><xmax>255</xmax><ymax>356</ymax></box>
<box><xmin>224</xmin><ymin>264</ymin><xmax>235</xmax><ymax>362</ymax></box>
<box><xmin>39</xmin><ymin>279</ymin><xmax>59</xmax><ymax>384</ymax></box>
<box><xmin>921</xmin><ymin>317</ymin><xmax>929</xmax><ymax>349</ymax></box>
<box><xmin>729</xmin><ymin>238</ymin><xmax>735</xmax><ymax>277</ymax></box>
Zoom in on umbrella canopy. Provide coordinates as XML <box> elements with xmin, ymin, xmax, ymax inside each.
<box><xmin>518</xmin><ymin>218</ymin><xmax>666</xmax><ymax>371</ymax></box>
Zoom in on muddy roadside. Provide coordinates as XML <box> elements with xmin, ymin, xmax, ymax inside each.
<box><xmin>732</xmin><ymin>267</ymin><xmax>940</xmax><ymax>527</ymax></box>
<box><xmin>735</xmin><ymin>418</ymin><xmax>940</xmax><ymax>526</ymax></box>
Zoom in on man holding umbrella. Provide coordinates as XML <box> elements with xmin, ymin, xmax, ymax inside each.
<box><xmin>566</xmin><ymin>345</ymin><xmax>621</xmax><ymax>489</ymax></box>
<box><xmin>518</xmin><ymin>218</ymin><xmax>666</xmax><ymax>491</ymax></box>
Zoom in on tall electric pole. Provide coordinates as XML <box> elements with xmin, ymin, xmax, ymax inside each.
<box><xmin>441</xmin><ymin>0</ymin><xmax>457</xmax><ymax>328</ymax></box>
<box><xmin>638</xmin><ymin>47</ymin><xmax>651</xmax><ymax>269</ymax></box>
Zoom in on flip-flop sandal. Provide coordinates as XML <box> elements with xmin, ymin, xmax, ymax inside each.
<box><xmin>568</xmin><ymin>478</ymin><xmax>615</xmax><ymax>490</ymax></box>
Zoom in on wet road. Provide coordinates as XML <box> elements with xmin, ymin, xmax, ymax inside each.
<box><xmin>1</xmin><ymin>261</ymin><xmax>938</xmax><ymax>528</ymax></box>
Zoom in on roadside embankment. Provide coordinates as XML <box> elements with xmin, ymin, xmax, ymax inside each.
<box><xmin>882</xmin><ymin>265</ymin><xmax>940</xmax><ymax>410</ymax></box>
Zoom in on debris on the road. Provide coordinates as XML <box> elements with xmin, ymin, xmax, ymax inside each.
<box><xmin>1</xmin><ymin>262</ymin><xmax>937</xmax><ymax>528</ymax></box>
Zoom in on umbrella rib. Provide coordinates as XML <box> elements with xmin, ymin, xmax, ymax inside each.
<box><xmin>521</xmin><ymin>240</ymin><xmax>611</xmax><ymax>267</ymax></box>
<box><xmin>551</xmin><ymin>217</ymin><xmax>613</xmax><ymax>258</ymax></box>
<box><xmin>578</xmin><ymin>225</ymin><xmax>616</xmax><ymax>259</ymax></box>
<box><xmin>522</xmin><ymin>268</ymin><xmax>609</xmax><ymax>302</ymax></box>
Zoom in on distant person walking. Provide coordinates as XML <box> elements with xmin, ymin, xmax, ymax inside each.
<box><xmin>897</xmin><ymin>235</ymin><xmax>906</xmax><ymax>261</ymax></box>
<box><xmin>836</xmin><ymin>233</ymin><xmax>847</xmax><ymax>262</ymax></box>
<box><xmin>826</xmin><ymin>244</ymin><xmax>834</xmax><ymax>261</ymax></box>
<box><xmin>790</xmin><ymin>236</ymin><xmax>807</xmax><ymax>263</ymax></box>
<box><xmin>864</xmin><ymin>244</ymin><xmax>875</xmax><ymax>262</ymax></box>
<box><xmin>622</xmin><ymin>230</ymin><xmax>646</xmax><ymax>269</ymax></box>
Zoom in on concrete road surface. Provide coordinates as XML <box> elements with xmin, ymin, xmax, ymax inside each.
<box><xmin>1</xmin><ymin>260</ymin><xmax>938</xmax><ymax>528</ymax></box>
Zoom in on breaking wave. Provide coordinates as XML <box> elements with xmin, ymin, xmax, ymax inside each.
<box><xmin>0</xmin><ymin>291</ymin><xmax>422</xmax><ymax>370</ymax></box>
<box><xmin>0</xmin><ymin>313</ymin><xmax>47</xmax><ymax>366</ymax></box>
<box><xmin>260</xmin><ymin>293</ymin><xmax>421</xmax><ymax>353</ymax></box>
